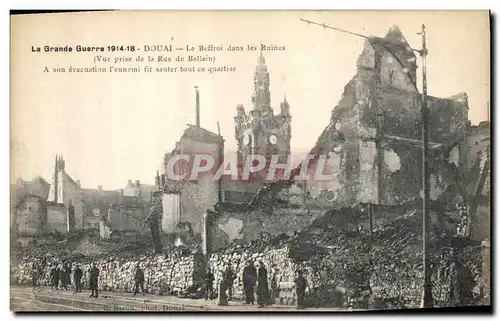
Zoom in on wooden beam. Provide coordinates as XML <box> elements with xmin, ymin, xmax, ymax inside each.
<box><xmin>382</xmin><ymin>134</ymin><xmax>443</xmax><ymax>149</ymax></box>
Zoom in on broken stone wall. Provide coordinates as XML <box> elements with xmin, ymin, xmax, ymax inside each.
<box><xmin>107</xmin><ymin>203</ymin><xmax>145</xmax><ymax>231</ymax></box>
<box><xmin>165</xmin><ymin>138</ymin><xmax>222</xmax><ymax>236</ymax></box>
<box><xmin>211</xmin><ymin>207</ymin><xmax>326</xmax><ymax>250</ymax></box>
<box><xmin>161</xmin><ymin>193</ymin><xmax>180</xmax><ymax>234</ymax></box>
<box><xmin>16</xmin><ymin>196</ymin><xmax>48</xmax><ymax>237</ymax></box>
<box><xmin>295</xmin><ymin>75</ymin><xmax>468</xmax><ymax>213</ymax></box>
<box><xmin>46</xmin><ymin>203</ymin><xmax>68</xmax><ymax>234</ymax></box>
<box><xmin>99</xmin><ymin>220</ymin><xmax>112</xmax><ymax>239</ymax></box>
<box><xmin>208</xmin><ymin>246</ymin><xmax>292</xmax><ymax>302</ymax></box>
<box><xmin>286</xmin><ymin>34</ymin><xmax>469</xmax><ymax>210</ymax></box>
<box><xmin>209</xmin><ymin>226</ymin><xmax>482</xmax><ymax>308</ymax></box>
<box><xmin>357</xmin><ymin>85</ymin><xmax>468</xmax><ymax>206</ymax></box>
<box><xmin>11</xmin><ymin>250</ymin><xmax>204</xmax><ymax>296</ymax></box>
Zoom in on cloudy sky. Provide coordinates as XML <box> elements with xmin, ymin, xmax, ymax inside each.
<box><xmin>11</xmin><ymin>11</ymin><xmax>490</xmax><ymax>189</ymax></box>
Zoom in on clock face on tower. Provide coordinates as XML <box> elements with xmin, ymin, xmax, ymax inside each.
<box><xmin>243</xmin><ymin>135</ymin><xmax>250</xmax><ymax>146</ymax></box>
<box><xmin>269</xmin><ymin>134</ymin><xmax>277</xmax><ymax>145</ymax></box>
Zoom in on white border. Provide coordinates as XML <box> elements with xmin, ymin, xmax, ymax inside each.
<box><xmin>2</xmin><ymin>1</ymin><xmax>498</xmax><ymax>321</ymax></box>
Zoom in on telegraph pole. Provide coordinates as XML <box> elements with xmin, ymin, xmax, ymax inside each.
<box><xmin>418</xmin><ymin>24</ymin><xmax>433</xmax><ymax>308</ymax></box>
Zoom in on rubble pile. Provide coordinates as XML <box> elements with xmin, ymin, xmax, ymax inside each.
<box><xmin>11</xmin><ymin>244</ymin><xmax>204</xmax><ymax>296</ymax></box>
<box><xmin>291</xmin><ymin>212</ymin><xmax>484</xmax><ymax>308</ymax></box>
<box><xmin>11</xmin><ymin>209</ymin><xmax>484</xmax><ymax>308</ymax></box>
<box><xmin>209</xmin><ymin>244</ymin><xmax>297</xmax><ymax>303</ymax></box>
<box><xmin>96</xmin><ymin>252</ymin><xmax>202</xmax><ymax>295</ymax></box>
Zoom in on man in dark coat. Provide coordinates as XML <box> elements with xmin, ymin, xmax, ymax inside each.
<box><xmin>270</xmin><ymin>267</ymin><xmax>280</xmax><ymax>305</ymax></box>
<box><xmin>204</xmin><ymin>268</ymin><xmax>215</xmax><ymax>300</ymax></box>
<box><xmin>89</xmin><ymin>262</ymin><xmax>100</xmax><ymax>298</ymax></box>
<box><xmin>31</xmin><ymin>262</ymin><xmax>39</xmax><ymax>287</ymax></box>
<box><xmin>61</xmin><ymin>263</ymin><xmax>71</xmax><ymax>290</ymax></box>
<box><xmin>37</xmin><ymin>260</ymin><xmax>45</xmax><ymax>287</ymax></box>
<box><xmin>50</xmin><ymin>265</ymin><xmax>60</xmax><ymax>290</ymax></box>
<box><xmin>242</xmin><ymin>261</ymin><xmax>257</xmax><ymax>304</ymax></box>
<box><xmin>257</xmin><ymin>262</ymin><xmax>271</xmax><ymax>307</ymax></box>
<box><xmin>294</xmin><ymin>270</ymin><xmax>308</xmax><ymax>309</ymax></box>
<box><xmin>222</xmin><ymin>263</ymin><xmax>236</xmax><ymax>301</ymax></box>
<box><xmin>49</xmin><ymin>265</ymin><xmax>56</xmax><ymax>289</ymax></box>
<box><xmin>133</xmin><ymin>263</ymin><xmax>145</xmax><ymax>296</ymax></box>
<box><xmin>217</xmin><ymin>277</ymin><xmax>228</xmax><ymax>306</ymax></box>
<box><xmin>74</xmin><ymin>265</ymin><xmax>83</xmax><ymax>293</ymax></box>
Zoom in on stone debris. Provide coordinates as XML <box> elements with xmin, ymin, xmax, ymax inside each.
<box><xmin>11</xmin><ymin>210</ymin><xmax>484</xmax><ymax>308</ymax></box>
<box><xmin>11</xmin><ymin>249</ymin><xmax>204</xmax><ymax>297</ymax></box>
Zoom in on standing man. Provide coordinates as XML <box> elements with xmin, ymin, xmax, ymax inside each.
<box><xmin>30</xmin><ymin>262</ymin><xmax>38</xmax><ymax>287</ymax></box>
<box><xmin>270</xmin><ymin>266</ymin><xmax>280</xmax><ymax>305</ymax></box>
<box><xmin>51</xmin><ymin>264</ymin><xmax>61</xmax><ymax>290</ymax></box>
<box><xmin>74</xmin><ymin>265</ymin><xmax>83</xmax><ymax>293</ymax></box>
<box><xmin>242</xmin><ymin>261</ymin><xmax>257</xmax><ymax>305</ymax></box>
<box><xmin>133</xmin><ymin>263</ymin><xmax>145</xmax><ymax>296</ymax></box>
<box><xmin>61</xmin><ymin>262</ymin><xmax>71</xmax><ymax>291</ymax></box>
<box><xmin>294</xmin><ymin>270</ymin><xmax>308</xmax><ymax>309</ymax></box>
<box><xmin>204</xmin><ymin>268</ymin><xmax>215</xmax><ymax>300</ymax></box>
<box><xmin>257</xmin><ymin>262</ymin><xmax>271</xmax><ymax>307</ymax></box>
<box><xmin>222</xmin><ymin>263</ymin><xmax>236</xmax><ymax>301</ymax></box>
<box><xmin>49</xmin><ymin>265</ymin><xmax>57</xmax><ymax>289</ymax></box>
<box><xmin>217</xmin><ymin>277</ymin><xmax>228</xmax><ymax>306</ymax></box>
<box><xmin>37</xmin><ymin>260</ymin><xmax>45</xmax><ymax>287</ymax></box>
<box><xmin>89</xmin><ymin>262</ymin><xmax>100</xmax><ymax>298</ymax></box>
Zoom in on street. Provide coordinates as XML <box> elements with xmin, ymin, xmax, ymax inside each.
<box><xmin>10</xmin><ymin>286</ymin><xmax>347</xmax><ymax>312</ymax></box>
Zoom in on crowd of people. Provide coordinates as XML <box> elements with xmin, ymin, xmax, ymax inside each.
<box><xmin>206</xmin><ymin>260</ymin><xmax>308</xmax><ymax>309</ymax></box>
<box><xmin>30</xmin><ymin>259</ymin><xmax>308</xmax><ymax>309</ymax></box>
<box><xmin>43</xmin><ymin>261</ymin><xmax>104</xmax><ymax>298</ymax></box>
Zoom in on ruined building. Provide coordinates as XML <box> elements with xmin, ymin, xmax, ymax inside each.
<box><xmin>208</xmin><ymin>26</ymin><xmax>485</xmax><ymax>248</ymax></box>
<box><xmin>466</xmin><ymin>121</ymin><xmax>490</xmax><ymax>241</ymax></box>
<box><xmin>122</xmin><ymin>179</ymin><xmax>156</xmax><ymax>201</ymax></box>
<box><xmin>16</xmin><ymin>195</ymin><xmax>47</xmax><ymax>237</ymax></box>
<box><xmin>162</xmin><ymin>86</ymin><xmax>225</xmax><ymax>238</ymax></box>
<box><xmin>46</xmin><ymin>155</ymin><xmax>83</xmax><ymax>232</ymax></box>
<box><xmin>11</xmin><ymin>175</ymin><xmax>50</xmax><ymax>228</ymax></box>
<box><xmin>162</xmin><ymin>125</ymin><xmax>224</xmax><ymax>237</ymax></box>
<box><xmin>160</xmin><ymin>54</ymin><xmax>292</xmax><ymax>239</ymax></box>
<box><xmin>301</xmin><ymin>25</ymin><xmax>469</xmax><ymax>207</ymax></box>
<box><xmin>12</xmin><ymin>154</ymin><xmax>152</xmax><ymax>236</ymax></box>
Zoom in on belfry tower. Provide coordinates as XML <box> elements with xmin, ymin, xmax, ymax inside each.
<box><xmin>234</xmin><ymin>52</ymin><xmax>292</xmax><ymax>177</ymax></box>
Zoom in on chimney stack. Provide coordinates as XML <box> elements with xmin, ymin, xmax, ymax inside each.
<box><xmin>161</xmin><ymin>174</ymin><xmax>166</xmax><ymax>187</ymax></box>
<box><xmin>195</xmin><ymin>86</ymin><xmax>200</xmax><ymax>127</ymax></box>
<box><xmin>98</xmin><ymin>185</ymin><xmax>103</xmax><ymax>191</ymax></box>
<box><xmin>155</xmin><ymin>171</ymin><xmax>160</xmax><ymax>186</ymax></box>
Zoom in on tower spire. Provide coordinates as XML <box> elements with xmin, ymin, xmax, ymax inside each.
<box><xmin>252</xmin><ymin>51</ymin><xmax>271</xmax><ymax>109</ymax></box>
<box><xmin>258</xmin><ymin>44</ymin><xmax>265</xmax><ymax>65</ymax></box>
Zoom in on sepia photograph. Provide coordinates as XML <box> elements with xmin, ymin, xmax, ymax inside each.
<box><xmin>9</xmin><ymin>10</ymin><xmax>491</xmax><ymax>312</ymax></box>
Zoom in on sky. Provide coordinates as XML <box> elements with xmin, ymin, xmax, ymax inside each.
<box><xmin>10</xmin><ymin>11</ymin><xmax>490</xmax><ymax>190</ymax></box>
